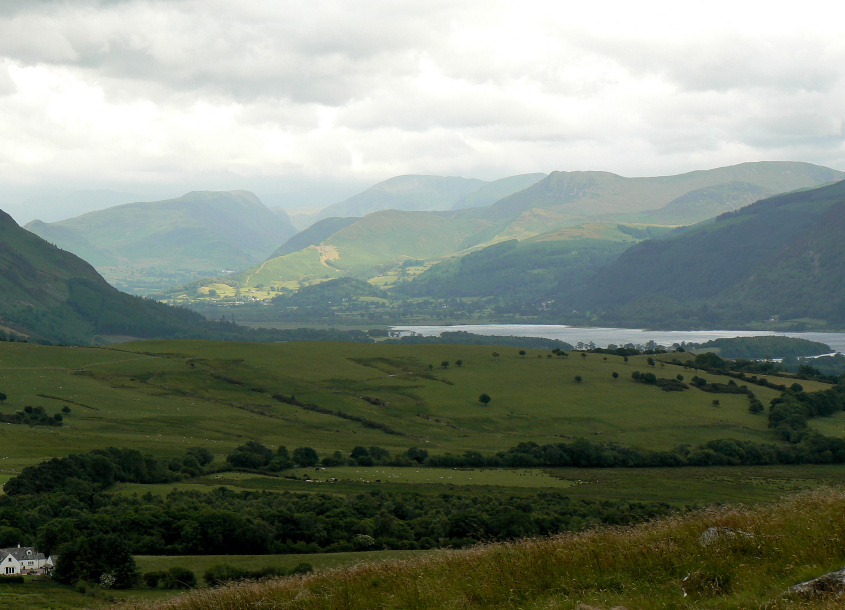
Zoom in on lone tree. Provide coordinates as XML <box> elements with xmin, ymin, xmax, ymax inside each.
<box><xmin>519</xmin><ymin>350</ymin><xmax>526</xmax><ymax>358</ymax></box>
<box><xmin>478</xmin><ymin>393</ymin><xmax>492</xmax><ymax>406</ymax></box>
<box><xmin>611</xmin><ymin>372</ymin><xmax>619</xmax><ymax>379</ymax></box>
<box><xmin>0</xmin><ymin>392</ymin><xmax>5</xmax><ymax>404</ymax></box>
<box><xmin>574</xmin><ymin>375</ymin><xmax>583</xmax><ymax>383</ymax></box>
<box><xmin>455</xmin><ymin>360</ymin><xmax>463</xmax><ymax>367</ymax></box>
<box><xmin>293</xmin><ymin>446</ymin><xmax>319</xmax><ymax>467</ymax></box>
<box><xmin>441</xmin><ymin>361</ymin><xmax>449</xmax><ymax>368</ymax></box>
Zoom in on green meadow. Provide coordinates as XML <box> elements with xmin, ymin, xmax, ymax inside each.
<box><xmin>3</xmin><ymin>338</ymin><xmax>845</xmax><ymax>609</ymax></box>
<box><xmin>134</xmin><ymin>549</ymin><xmax>425</xmax><ymax>578</ymax></box>
<box><xmin>0</xmin><ymin>340</ymin><xmax>833</xmax><ymax>472</ymax></box>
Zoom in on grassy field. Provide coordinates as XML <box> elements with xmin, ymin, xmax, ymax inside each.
<box><xmin>135</xmin><ymin>549</ymin><xmax>426</xmax><ymax>577</ymax></box>
<box><xmin>112</xmin><ymin>462</ymin><xmax>845</xmax><ymax>507</ymax></box>
<box><xmin>0</xmin><ymin>340</ymin><xmax>837</xmax><ymax>474</ymax></box>
<box><xmin>2</xmin><ymin>339</ymin><xmax>845</xmax><ymax>609</ymax></box>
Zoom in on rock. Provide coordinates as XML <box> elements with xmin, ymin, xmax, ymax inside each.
<box><xmin>698</xmin><ymin>526</ymin><xmax>753</xmax><ymax>547</ymax></box>
<box><xmin>790</xmin><ymin>567</ymin><xmax>845</xmax><ymax>597</ymax></box>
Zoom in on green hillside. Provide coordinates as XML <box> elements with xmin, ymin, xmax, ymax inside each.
<box><xmin>448</xmin><ymin>173</ymin><xmax>546</xmax><ymax>210</ymax></box>
<box><xmin>136</xmin><ymin>488</ymin><xmax>845</xmax><ymax>609</ymax></box>
<box><xmin>326</xmin><ymin>209</ymin><xmax>497</xmax><ymax>271</ymax></box>
<box><xmin>25</xmin><ymin>191</ymin><xmax>297</xmax><ymax>294</ymax></box>
<box><xmin>622</xmin><ymin>181</ymin><xmax>773</xmax><ymax>225</ymax></box>
<box><xmin>576</xmin><ymin>179</ymin><xmax>845</xmax><ymax>329</ymax></box>
<box><xmin>268</xmin><ymin>216</ymin><xmax>359</xmax><ymax>259</ymax></box>
<box><xmin>180</xmin><ymin>162</ymin><xmax>841</xmax><ymax>307</ymax></box>
<box><xmin>3</xmin><ymin>337</ymin><xmax>845</xmax><ymax>608</ymax></box>
<box><xmin>0</xmin><ymin>339</ymin><xmax>833</xmax><ymax>470</ymax></box>
<box><xmin>396</xmin><ymin>223</ymin><xmax>673</xmax><ymax>303</ymax></box>
<box><xmin>21</xmin><ymin>220</ymin><xmax>120</xmax><ymax>268</ymax></box>
<box><xmin>312</xmin><ymin>174</ymin><xmax>486</xmax><ymax>221</ymax></box>
<box><xmin>474</xmin><ymin>161</ymin><xmax>842</xmax><ymax>227</ymax></box>
<box><xmin>0</xmin><ymin>209</ymin><xmax>368</xmax><ymax>344</ymax></box>
<box><xmin>0</xmin><ymin>209</ymin><xmax>217</xmax><ymax>344</ymax></box>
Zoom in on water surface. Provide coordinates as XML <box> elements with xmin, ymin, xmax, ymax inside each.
<box><xmin>391</xmin><ymin>324</ymin><xmax>845</xmax><ymax>354</ymax></box>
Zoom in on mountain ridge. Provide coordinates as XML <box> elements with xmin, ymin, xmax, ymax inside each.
<box><xmin>574</xmin><ymin>179</ymin><xmax>845</xmax><ymax>328</ymax></box>
<box><xmin>25</xmin><ymin>190</ymin><xmax>297</xmax><ymax>294</ymax></box>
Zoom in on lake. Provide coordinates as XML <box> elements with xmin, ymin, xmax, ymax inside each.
<box><xmin>390</xmin><ymin>324</ymin><xmax>845</xmax><ymax>354</ymax></box>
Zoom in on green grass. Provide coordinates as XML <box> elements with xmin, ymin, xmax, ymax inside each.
<box><xmin>0</xmin><ymin>340</ymin><xmax>834</xmax><ymax>474</ymax></box>
<box><xmin>135</xmin><ymin>549</ymin><xmax>427</xmax><ymax>579</ymax></box>
<box><xmin>0</xmin><ymin>577</ymin><xmax>117</xmax><ymax>608</ymax></box>
<box><xmin>285</xmin><ymin>465</ymin><xmax>577</xmax><ymax>487</ymax></box>
<box><xmin>112</xmin><ymin>463</ymin><xmax>845</xmax><ymax>508</ymax></box>
<box><xmin>124</xmin><ymin>487</ymin><xmax>845</xmax><ymax>609</ymax></box>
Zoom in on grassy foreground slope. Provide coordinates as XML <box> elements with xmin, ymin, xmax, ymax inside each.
<box><xmin>139</xmin><ymin>487</ymin><xmax>845</xmax><ymax>609</ymax></box>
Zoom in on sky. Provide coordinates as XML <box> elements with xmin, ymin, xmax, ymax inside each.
<box><xmin>1</xmin><ymin>0</ymin><xmax>844</xmax><ymax>223</ymax></box>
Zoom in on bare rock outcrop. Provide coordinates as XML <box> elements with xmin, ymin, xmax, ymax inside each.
<box><xmin>698</xmin><ymin>526</ymin><xmax>753</xmax><ymax>547</ymax></box>
<box><xmin>790</xmin><ymin>567</ymin><xmax>845</xmax><ymax>598</ymax></box>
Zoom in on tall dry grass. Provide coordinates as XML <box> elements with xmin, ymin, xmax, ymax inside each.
<box><xmin>124</xmin><ymin>487</ymin><xmax>845</xmax><ymax>609</ymax></box>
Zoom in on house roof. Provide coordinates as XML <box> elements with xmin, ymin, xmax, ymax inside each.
<box><xmin>0</xmin><ymin>547</ymin><xmax>47</xmax><ymax>561</ymax></box>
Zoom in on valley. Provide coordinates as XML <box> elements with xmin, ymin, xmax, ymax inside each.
<box><xmin>142</xmin><ymin>165</ymin><xmax>845</xmax><ymax>333</ymax></box>
<box><xmin>2</xmin><ymin>338</ymin><xmax>845</xmax><ymax>607</ymax></box>
<box><xmin>4</xmin><ymin>162</ymin><xmax>845</xmax><ymax>608</ymax></box>
<box><xmin>5</xmin><ymin>3</ymin><xmax>845</xmax><ymax>606</ymax></box>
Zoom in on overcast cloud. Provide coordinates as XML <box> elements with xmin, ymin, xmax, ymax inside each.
<box><xmin>1</xmin><ymin>0</ymin><xmax>843</xmax><ymax>222</ymax></box>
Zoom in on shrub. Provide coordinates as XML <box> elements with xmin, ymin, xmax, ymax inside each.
<box><xmin>143</xmin><ymin>570</ymin><xmax>165</xmax><ymax>588</ymax></box>
<box><xmin>162</xmin><ymin>566</ymin><xmax>197</xmax><ymax>589</ymax></box>
<box><xmin>226</xmin><ymin>441</ymin><xmax>273</xmax><ymax>469</ymax></box>
<box><xmin>204</xmin><ymin>564</ymin><xmax>247</xmax><ymax>587</ymax></box>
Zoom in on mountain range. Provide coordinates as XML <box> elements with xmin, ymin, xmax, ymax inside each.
<box><xmin>174</xmin><ymin>161</ymin><xmax>842</xmax><ymax>305</ymax></box>
<box><xmin>12</xmin><ymin>160</ymin><xmax>845</xmax><ymax>334</ymax></box>
<box><xmin>302</xmin><ymin>173</ymin><xmax>547</xmax><ymax>225</ymax></box>
<box><xmin>572</xmin><ymin>179</ymin><xmax>845</xmax><ymax>329</ymax></box>
<box><xmin>25</xmin><ymin>191</ymin><xmax>297</xmax><ymax>294</ymax></box>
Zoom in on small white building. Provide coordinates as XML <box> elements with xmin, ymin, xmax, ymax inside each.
<box><xmin>0</xmin><ymin>545</ymin><xmax>54</xmax><ymax>575</ymax></box>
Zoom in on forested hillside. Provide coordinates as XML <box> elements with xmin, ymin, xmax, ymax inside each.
<box><xmin>575</xmin><ymin>180</ymin><xmax>845</xmax><ymax>328</ymax></box>
<box><xmin>396</xmin><ymin>224</ymin><xmax>672</xmax><ymax>305</ymax></box>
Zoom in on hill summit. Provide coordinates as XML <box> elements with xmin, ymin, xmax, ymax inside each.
<box><xmin>25</xmin><ymin>190</ymin><xmax>296</xmax><ymax>294</ymax></box>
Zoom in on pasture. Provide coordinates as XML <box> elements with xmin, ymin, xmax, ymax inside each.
<box><xmin>0</xmin><ymin>340</ymin><xmax>838</xmax><ymax>474</ymax></box>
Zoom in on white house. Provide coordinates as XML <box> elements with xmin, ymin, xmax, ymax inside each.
<box><xmin>0</xmin><ymin>545</ymin><xmax>54</xmax><ymax>575</ymax></box>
